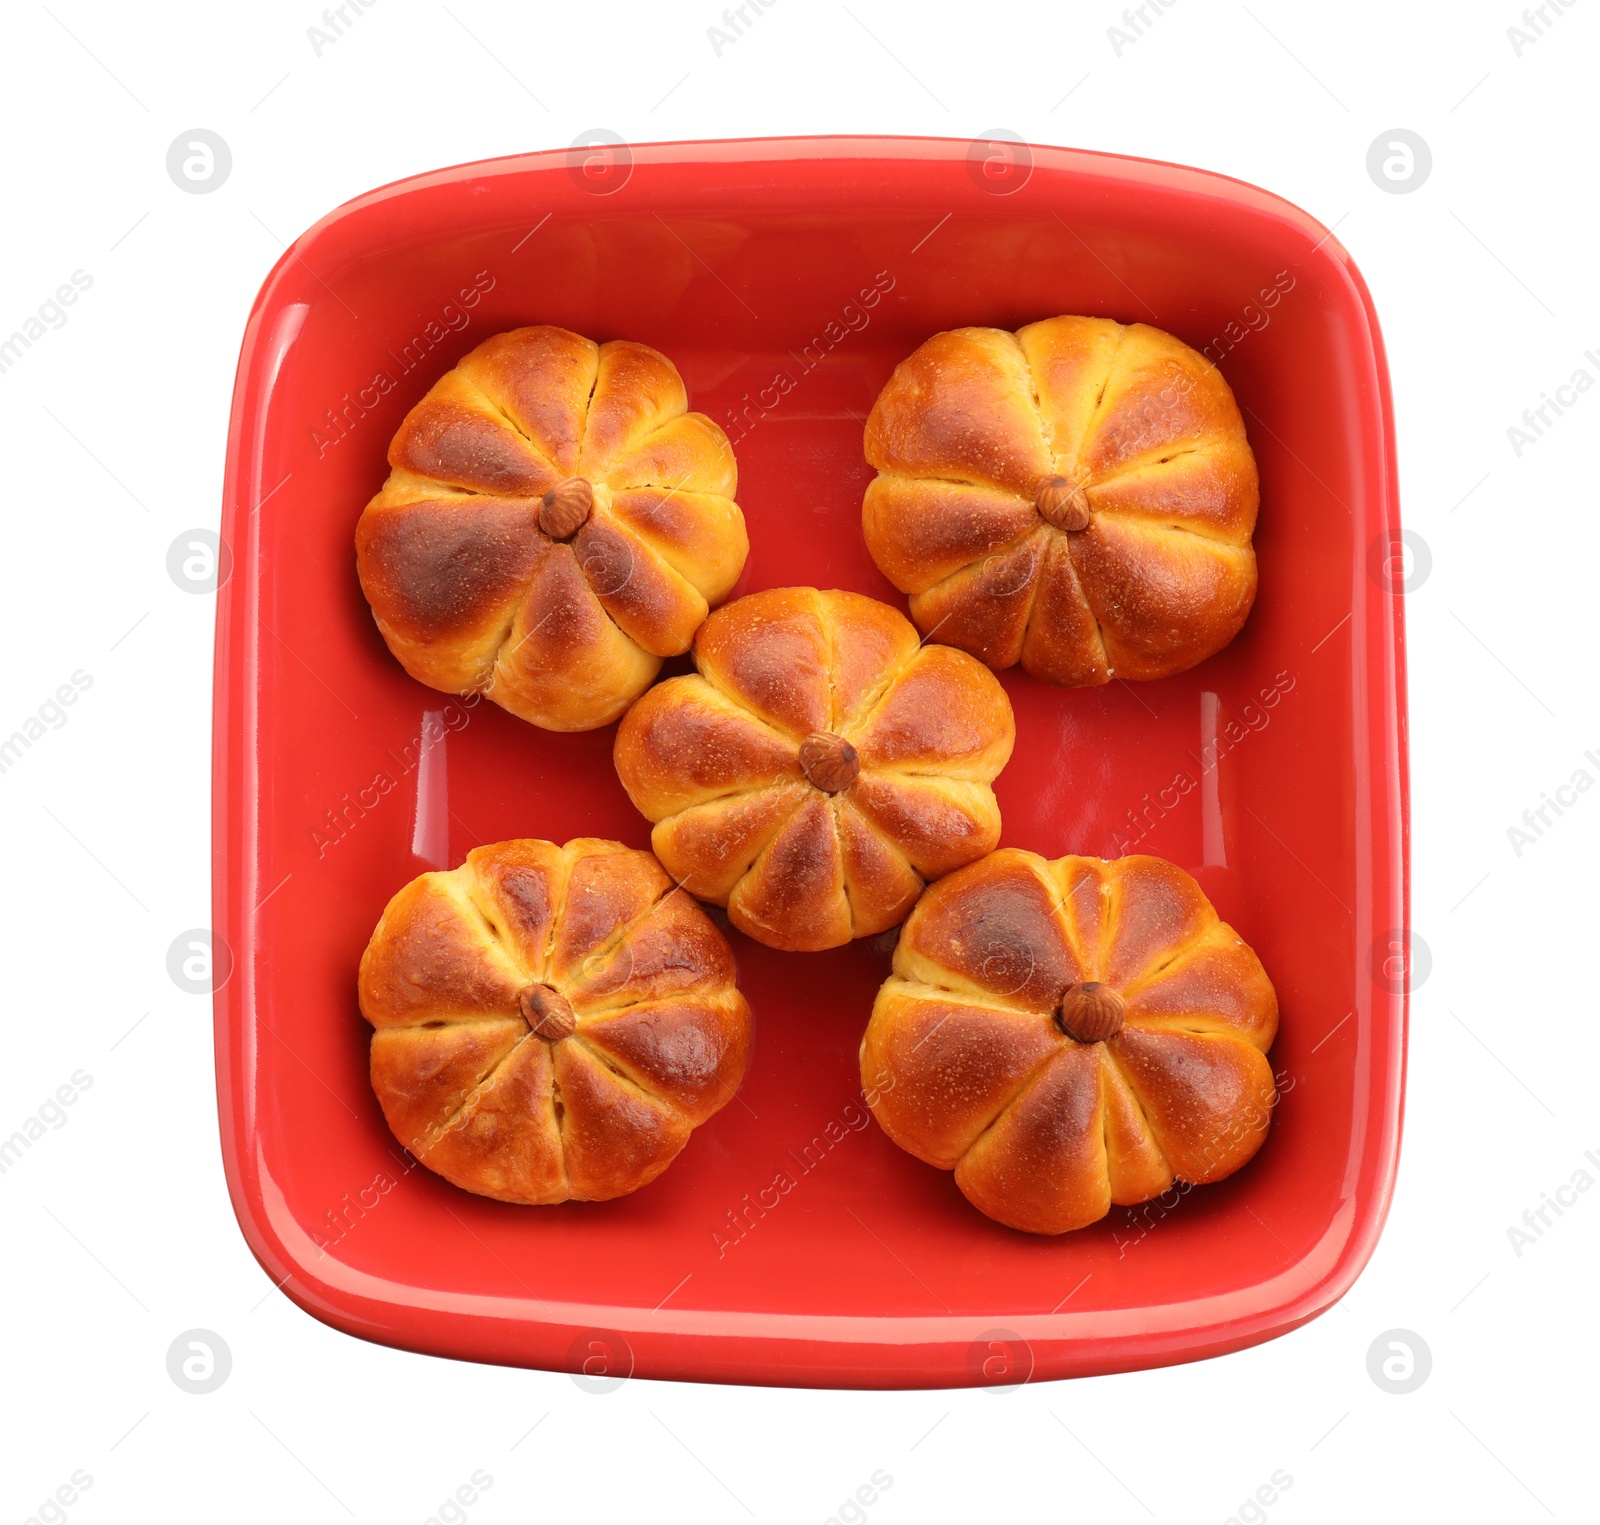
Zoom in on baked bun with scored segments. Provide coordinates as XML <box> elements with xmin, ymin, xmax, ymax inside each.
<box><xmin>356</xmin><ymin>325</ymin><xmax>748</xmax><ymax>731</ymax></box>
<box><xmin>862</xmin><ymin>316</ymin><xmax>1259</xmax><ymax>687</ymax></box>
<box><xmin>860</xmin><ymin>849</ymin><xmax>1279</xmax><ymax>1234</ymax></box>
<box><xmin>613</xmin><ymin>587</ymin><xmax>1015</xmax><ymax>954</ymax></box>
<box><xmin>359</xmin><ymin>838</ymin><xmax>752</xmax><ymax>1204</ymax></box>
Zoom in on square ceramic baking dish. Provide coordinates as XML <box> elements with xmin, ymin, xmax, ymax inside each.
<box><xmin>214</xmin><ymin>135</ymin><xmax>1408</xmax><ymax>1388</ymax></box>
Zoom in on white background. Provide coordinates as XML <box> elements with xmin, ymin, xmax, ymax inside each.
<box><xmin>1</xmin><ymin>2</ymin><xmax>1594</xmax><ymax>1521</ymax></box>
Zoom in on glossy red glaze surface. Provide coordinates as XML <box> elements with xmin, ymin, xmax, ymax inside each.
<box><xmin>214</xmin><ymin>136</ymin><xmax>1408</xmax><ymax>1389</ymax></box>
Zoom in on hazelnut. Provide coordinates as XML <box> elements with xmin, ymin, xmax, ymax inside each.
<box><xmin>519</xmin><ymin>983</ymin><xmax>577</xmax><ymax>1042</ymax></box>
<box><xmin>539</xmin><ymin>477</ymin><xmax>593</xmax><ymax>540</ymax></box>
<box><xmin>1035</xmin><ymin>474</ymin><xmax>1092</xmax><ymax>532</ymax></box>
<box><xmin>799</xmin><ymin>731</ymin><xmax>861</xmax><ymax>793</ymax></box>
<box><xmin>1055</xmin><ymin>981</ymin><xmax>1125</xmax><ymax>1044</ymax></box>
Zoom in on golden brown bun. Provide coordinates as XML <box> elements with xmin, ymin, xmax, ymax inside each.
<box><xmin>863</xmin><ymin>317</ymin><xmax>1259</xmax><ymax>686</ymax></box>
<box><xmin>860</xmin><ymin>850</ymin><xmax>1278</xmax><ymax>1234</ymax></box>
<box><xmin>613</xmin><ymin>587</ymin><xmax>1015</xmax><ymax>952</ymax></box>
<box><xmin>356</xmin><ymin>326</ymin><xmax>748</xmax><ymax>731</ymax></box>
<box><xmin>358</xmin><ymin>838</ymin><xmax>751</xmax><ymax>1204</ymax></box>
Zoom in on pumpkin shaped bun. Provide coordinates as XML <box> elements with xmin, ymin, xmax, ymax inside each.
<box><xmin>614</xmin><ymin>588</ymin><xmax>1015</xmax><ymax>953</ymax></box>
<box><xmin>356</xmin><ymin>326</ymin><xmax>748</xmax><ymax>731</ymax></box>
<box><xmin>862</xmin><ymin>317</ymin><xmax>1259</xmax><ymax>687</ymax></box>
<box><xmin>359</xmin><ymin>838</ymin><xmax>752</xmax><ymax>1204</ymax></box>
<box><xmin>861</xmin><ymin>849</ymin><xmax>1279</xmax><ymax>1234</ymax></box>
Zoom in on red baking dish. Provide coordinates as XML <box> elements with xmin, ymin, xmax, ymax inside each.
<box><xmin>214</xmin><ymin>135</ymin><xmax>1408</xmax><ymax>1388</ymax></box>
